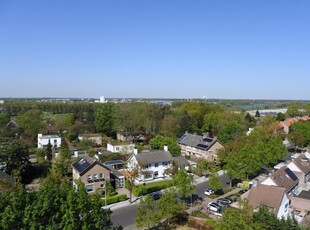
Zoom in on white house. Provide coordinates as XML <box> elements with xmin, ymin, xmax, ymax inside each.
<box><xmin>247</xmin><ymin>183</ymin><xmax>290</xmax><ymax>219</ymax></box>
<box><xmin>107</xmin><ymin>142</ymin><xmax>135</xmax><ymax>154</ymax></box>
<box><xmin>37</xmin><ymin>134</ymin><xmax>61</xmax><ymax>149</ymax></box>
<box><xmin>127</xmin><ymin>146</ymin><xmax>173</xmax><ymax>181</ymax></box>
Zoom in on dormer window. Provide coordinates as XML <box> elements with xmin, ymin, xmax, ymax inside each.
<box><xmin>99</xmin><ymin>173</ymin><xmax>104</xmax><ymax>180</ymax></box>
<box><xmin>87</xmin><ymin>175</ymin><xmax>92</xmax><ymax>181</ymax></box>
<box><xmin>94</xmin><ymin>174</ymin><xmax>98</xmax><ymax>180</ymax></box>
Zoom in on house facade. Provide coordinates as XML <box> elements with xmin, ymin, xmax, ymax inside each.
<box><xmin>72</xmin><ymin>156</ymin><xmax>111</xmax><ymax>194</ymax></box>
<box><xmin>261</xmin><ymin>166</ymin><xmax>299</xmax><ymax>195</ymax></box>
<box><xmin>127</xmin><ymin>147</ymin><xmax>173</xmax><ymax>181</ymax></box>
<box><xmin>107</xmin><ymin>142</ymin><xmax>135</xmax><ymax>154</ymax></box>
<box><xmin>37</xmin><ymin>133</ymin><xmax>61</xmax><ymax>149</ymax></box>
<box><xmin>177</xmin><ymin>132</ymin><xmax>224</xmax><ymax>162</ymax></box>
<box><xmin>78</xmin><ymin>133</ymin><xmax>102</xmax><ymax>146</ymax></box>
<box><xmin>287</xmin><ymin>155</ymin><xmax>310</xmax><ymax>184</ymax></box>
<box><xmin>247</xmin><ymin>183</ymin><xmax>290</xmax><ymax>219</ymax></box>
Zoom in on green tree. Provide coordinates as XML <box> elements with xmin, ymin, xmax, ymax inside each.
<box><xmin>135</xmin><ymin>195</ymin><xmax>160</xmax><ymax>229</ymax></box>
<box><xmin>5</xmin><ymin>140</ymin><xmax>29</xmax><ymax>182</ymax></box>
<box><xmin>95</xmin><ymin>103</ymin><xmax>116</xmax><ymax>135</ymax></box>
<box><xmin>158</xmin><ymin>188</ymin><xmax>183</xmax><ymax>225</ymax></box>
<box><xmin>217</xmin><ymin>199</ymin><xmax>261</xmax><ymax>230</ymax></box>
<box><xmin>149</xmin><ymin>135</ymin><xmax>181</xmax><ymax>157</ymax></box>
<box><xmin>208</xmin><ymin>173</ymin><xmax>222</xmax><ymax>191</ymax></box>
<box><xmin>0</xmin><ymin>113</ymin><xmax>10</xmax><ymax>129</ymax></box>
<box><xmin>17</xmin><ymin>109</ymin><xmax>44</xmax><ymax>141</ymax></box>
<box><xmin>160</xmin><ymin>114</ymin><xmax>180</xmax><ymax>138</ymax></box>
<box><xmin>255</xmin><ymin>110</ymin><xmax>260</xmax><ymax>118</ymax></box>
<box><xmin>45</xmin><ymin>139</ymin><xmax>53</xmax><ymax>164</ymax></box>
<box><xmin>217</xmin><ymin>122</ymin><xmax>246</xmax><ymax>144</ymax></box>
<box><xmin>173</xmin><ymin>168</ymin><xmax>195</xmax><ymax>201</ymax></box>
<box><xmin>276</xmin><ymin>112</ymin><xmax>286</xmax><ymax>122</ymax></box>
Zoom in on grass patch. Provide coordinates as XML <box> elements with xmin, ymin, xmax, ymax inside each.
<box><xmin>133</xmin><ymin>180</ymin><xmax>173</xmax><ymax>196</ymax></box>
<box><xmin>190</xmin><ymin>211</ymin><xmax>208</xmax><ymax>219</ymax></box>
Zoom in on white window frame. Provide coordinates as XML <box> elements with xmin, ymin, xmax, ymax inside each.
<box><xmin>85</xmin><ymin>184</ymin><xmax>94</xmax><ymax>193</ymax></box>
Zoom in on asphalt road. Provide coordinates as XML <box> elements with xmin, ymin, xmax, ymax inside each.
<box><xmin>111</xmin><ymin>173</ymin><xmax>231</xmax><ymax>229</ymax></box>
<box><xmin>111</xmin><ymin>203</ymin><xmax>138</xmax><ymax>230</ymax></box>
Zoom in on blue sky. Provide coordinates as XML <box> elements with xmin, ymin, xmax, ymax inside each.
<box><xmin>0</xmin><ymin>1</ymin><xmax>309</xmax><ymax>99</ymax></box>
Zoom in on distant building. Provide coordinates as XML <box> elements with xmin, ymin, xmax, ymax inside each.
<box><xmin>78</xmin><ymin>133</ymin><xmax>102</xmax><ymax>146</ymax></box>
<box><xmin>107</xmin><ymin>142</ymin><xmax>135</xmax><ymax>154</ymax></box>
<box><xmin>37</xmin><ymin>133</ymin><xmax>61</xmax><ymax>149</ymax></box>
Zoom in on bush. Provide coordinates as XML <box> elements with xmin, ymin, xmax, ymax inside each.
<box><xmin>205</xmin><ymin>218</ymin><xmax>217</xmax><ymax>228</ymax></box>
<box><xmin>101</xmin><ymin>194</ymin><xmax>127</xmax><ymax>205</ymax></box>
<box><xmin>133</xmin><ymin>180</ymin><xmax>173</xmax><ymax>197</ymax></box>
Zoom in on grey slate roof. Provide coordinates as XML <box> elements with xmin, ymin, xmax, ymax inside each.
<box><xmin>104</xmin><ymin>160</ymin><xmax>125</xmax><ymax>166</ymax></box>
<box><xmin>134</xmin><ymin>150</ymin><xmax>173</xmax><ymax>166</ymax></box>
<box><xmin>271</xmin><ymin>166</ymin><xmax>299</xmax><ymax>193</ymax></box>
<box><xmin>0</xmin><ymin>170</ymin><xmax>15</xmax><ymax>184</ymax></box>
<box><xmin>104</xmin><ymin>165</ymin><xmax>124</xmax><ymax>178</ymax></box>
<box><xmin>72</xmin><ymin>156</ymin><xmax>110</xmax><ymax>176</ymax></box>
<box><xmin>177</xmin><ymin>133</ymin><xmax>217</xmax><ymax>151</ymax></box>
<box><xmin>173</xmin><ymin>156</ymin><xmax>189</xmax><ymax>167</ymax></box>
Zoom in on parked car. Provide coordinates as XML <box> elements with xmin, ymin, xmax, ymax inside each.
<box><xmin>204</xmin><ymin>188</ymin><xmax>215</xmax><ymax>196</ymax></box>
<box><xmin>208</xmin><ymin>202</ymin><xmax>222</xmax><ymax>212</ymax></box>
<box><xmin>150</xmin><ymin>192</ymin><xmax>162</xmax><ymax>200</ymax></box>
<box><xmin>216</xmin><ymin>198</ymin><xmax>232</xmax><ymax>206</ymax></box>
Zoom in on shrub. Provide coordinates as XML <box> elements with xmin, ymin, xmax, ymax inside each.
<box><xmin>223</xmin><ymin>187</ymin><xmax>234</xmax><ymax>194</ymax></box>
<box><xmin>101</xmin><ymin>194</ymin><xmax>127</xmax><ymax>205</ymax></box>
<box><xmin>133</xmin><ymin>180</ymin><xmax>173</xmax><ymax>196</ymax></box>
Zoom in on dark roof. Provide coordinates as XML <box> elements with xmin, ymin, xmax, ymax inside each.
<box><xmin>0</xmin><ymin>170</ymin><xmax>15</xmax><ymax>184</ymax></box>
<box><xmin>118</xmin><ymin>131</ymin><xmax>146</xmax><ymax>136</ymax></box>
<box><xmin>294</xmin><ymin>190</ymin><xmax>310</xmax><ymax>200</ymax></box>
<box><xmin>293</xmin><ymin>155</ymin><xmax>310</xmax><ymax>175</ymax></box>
<box><xmin>104</xmin><ymin>165</ymin><xmax>124</xmax><ymax>178</ymax></box>
<box><xmin>72</xmin><ymin>156</ymin><xmax>96</xmax><ymax>174</ymax></box>
<box><xmin>177</xmin><ymin>133</ymin><xmax>218</xmax><ymax>151</ymax></box>
<box><xmin>134</xmin><ymin>150</ymin><xmax>173</xmax><ymax>166</ymax></box>
<box><xmin>248</xmin><ymin>184</ymin><xmax>286</xmax><ymax>215</ymax></box>
<box><xmin>271</xmin><ymin>166</ymin><xmax>299</xmax><ymax>193</ymax></box>
<box><xmin>173</xmin><ymin>156</ymin><xmax>189</xmax><ymax>167</ymax></box>
<box><xmin>104</xmin><ymin>160</ymin><xmax>125</xmax><ymax>166</ymax></box>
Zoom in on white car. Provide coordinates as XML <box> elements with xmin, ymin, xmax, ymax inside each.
<box><xmin>204</xmin><ymin>188</ymin><xmax>215</xmax><ymax>196</ymax></box>
<box><xmin>208</xmin><ymin>202</ymin><xmax>222</xmax><ymax>212</ymax></box>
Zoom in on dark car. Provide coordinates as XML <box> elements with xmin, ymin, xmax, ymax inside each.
<box><xmin>216</xmin><ymin>198</ymin><xmax>232</xmax><ymax>206</ymax></box>
<box><xmin>150</xmin><ymin>192</ymin><xmax>162</xmax><ymax>200</ymax></box>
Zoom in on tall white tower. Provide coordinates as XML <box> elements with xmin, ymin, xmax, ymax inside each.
<box><xmin>99</xmin><ymin>96</ymin><xmax>105</xmax><ymax>103</ymax></box>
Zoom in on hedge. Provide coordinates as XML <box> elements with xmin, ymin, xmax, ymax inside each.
<box><xmin>132</xmin><ymin>180</ymin><xmax>173</xmax><ymax>197</ymax></box>
<box><xmin>101</xmin><ymin>194</ymin><xmax>127</xmax><ymax>205</ymax></box>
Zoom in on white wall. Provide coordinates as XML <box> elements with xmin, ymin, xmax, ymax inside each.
<box><xmin>107</xmin><ymin>143</ymin><xmax>135</xmax><ymax>153</ymax></box>
<box><xmin>38</xmin><ymin>134</ymin><xmax>61</xmax><ymax>149</ymax></box>
<box><xmin>147</xmin><ymin>161</ymin><xmax>171</xmax><ymax>178</ymax></box>
<box><xmin>277</xmin><ymin>194</ymin><xmax>290</xmax><ymax>219</ymax></box>
<box><xmin>261</xmin><ymin>177</ymin><xmax>277</xmax><ymax>186</ymax></box>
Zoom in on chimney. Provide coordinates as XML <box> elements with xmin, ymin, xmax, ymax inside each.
<box><xmin>203</xmin><ymin>132</ymin><xmax>210</xmax><ymax>138</ymax></box>
<box><xmin>164</xmin><ymin>145</ymin><xmax>168</xmax><ymax>152</ymax></box>
<box><xmin>38</xmin><ymin>133</ymin><xmax>42</xmax><ymax>138</ymax></box>
<box><xmin>253</xmin><ymin>179</ymin><xmax>258</xmax><ymax>187</ymax></box>
<box><xmin>133</xmin><ymin>148</ymin><xmax>138</xmax><ymax>155</ymax></box>
<box><xmin>74</xmin><ymin>151</ymin><xmax>78</xmax><ymax>158</ymax></box>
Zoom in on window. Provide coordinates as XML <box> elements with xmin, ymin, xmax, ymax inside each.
<box><xmin>86</xmin><ymin>184</ymin><xmax>94</xmax><ymax>193</ymax></box>
<box><xmin>100</xmin><ymin>184</ymin><xmax>104</xmax><ymax>188</ymax></box>
<box><xmin>154</xmin><ymin>171</ymin><xmax>158</xmax><ymax>177</ymax></box>
<box><xmin>116</xmin><ymin>147</ymin><xmax>120</xmax><ymax>151</ymax></box>
<box><xmin>87</xmin><ymin>175</ymin><xmax>92</xmax><ymax>181</ymax></box>
<box><xmin>163</xmin><ymin>161</ymin><xmax>168</xmax><ymax>166</ymax></box>
<box><xmin>94</xmin><ymin>174</ymin><xmax>98</xmax><ymax>180</ymax></box>
<box><xmin>99</xmin><ymin>173</ymin><xmax>104</xmax><ymax>179</ymax></box>
<box><xmin>155</xmin><ymin>163</ymin><xmax>159</xmax><ymax>167</ymax></box>
<box><xmin>148</xmin><ymin>163</ymin><xmax>152</xmax><ymax>168</ymax></box>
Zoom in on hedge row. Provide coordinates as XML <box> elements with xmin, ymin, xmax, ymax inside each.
<box><xmin>133</xmin><ymin>180</ymin><xmax>173</xmax><ymax>197</ymax></box>
<box><xmin>101</xmin><ymin>194</ymin><xmax>127</xmax><ymax>205</ymax></box>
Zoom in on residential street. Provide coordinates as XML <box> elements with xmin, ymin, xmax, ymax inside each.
<box><xmin>111</xmin><ymin>173</ymin><xmax>231</xmax><ymax>229</ymax></box>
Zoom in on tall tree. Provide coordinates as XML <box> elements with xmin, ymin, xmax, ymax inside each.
<box><xmin>173</xmin><ymin>168</ymin><xmax>195</xmax><ymax>201</ymax></box>
<box><xmin>95</xmin><ymin>103</ymin><xmax>116</xmax><ymax>135</ymax></box>
<box><xmin>158</xmin><ymin>188</ymin><xmax>183</xmax><ymax>225</ymax></box>
<box><xmin>149</xmin><ymin>135</ymin><xmax>181</xmax><ymax>157</ymax></box>
<box><xmin>5</xmin><ymin>140</ymin><xmax>29</xmax><ymax>182</ymax></box>
<box><xmin>208</xmin><ymin>173</ymin><xmax>222</xmax><ymax>191</ymax></box>
<box><xmin>135</xmin><ymin>195</ymin><xmax>160</xmax><ymax>230</ymax></box>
